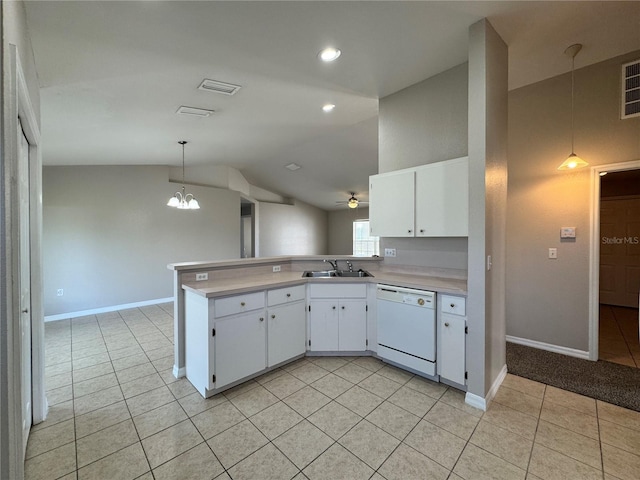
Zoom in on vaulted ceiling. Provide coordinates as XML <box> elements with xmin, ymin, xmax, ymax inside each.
<box><xmin>24</xmin><ymin>1</ymin><xmax>640</xmax><ymax>209</ymax></box>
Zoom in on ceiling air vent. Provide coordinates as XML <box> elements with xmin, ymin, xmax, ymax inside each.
<box><xmin>176</xmin><ymin>106</ymin><xmax>214</xmax><ymax>117</ymax></box>
<box><xmin>198</xmin><ymin>79</ymin><xmax>242</xmax><ymax>96</ymax></box>
<box><xmin>621</xmin><ymin>59</ymin><xmax>640</xmax><ymax>119</ymax></box>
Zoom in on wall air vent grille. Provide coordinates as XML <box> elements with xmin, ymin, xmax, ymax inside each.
<box><xmin>621</xmin><ymin>59</ymin><xmax>640</xmax><ymax>119</ymax></box>
<box><xmin>198</xmin><ymin>79</ymin><xmax>242</xmax><ymax>96</ymax></box>
<box><xmin>176</xmin><ymin>106</ymin><xmax>214</xmax><ymax>117</ymax></box>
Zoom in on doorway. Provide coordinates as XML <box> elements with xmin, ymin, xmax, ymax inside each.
<box><xmin>598</xmin><ymin>169</ymin><xmax>640</xmax><ymax>367</ymax></box>
<box><xmin>241</xmin><ymin>199</ymin><xmax>256</xmax><ymax>258</ymax></box>
<box><xmin>593</xmin><ymin>165</ymin><xmax>640</xmax><ymax>367</ymax></box>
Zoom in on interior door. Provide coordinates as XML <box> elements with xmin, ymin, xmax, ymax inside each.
<box><xmin>600</xmin><ymin>197</ymin><xmax>640</xmax><ymax>307</ymax></box>
<box><xmin>18</xmin><ymin>120</ymin><xmax>32</xmax><ymax>453</ymax></box>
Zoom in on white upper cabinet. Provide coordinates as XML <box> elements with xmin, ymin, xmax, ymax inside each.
<box><xmin>369</xmin><ymin>157</ymin><xmax>468</xmax><ymax>237</ymax></box>
<box><xmin>415</xmin><ymin>157</ymin><xmax>468</xmax><ymax>237</ymax></box>
<box><xmin>369</xmin><ymin>170</ymin><xmax>415</xmax><ymax>237</ymax></box>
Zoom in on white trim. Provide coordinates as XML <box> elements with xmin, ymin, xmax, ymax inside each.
<box><xmin>464</xmin><ymin>363</ymin><xmax>507</xmax><ymax>412</ymax></box>
<box><xmin>172</xmin><ymin>365</ymin><xmax>186</xmax><ymax>378</ymax></box>
<box><xmin>507</xmin><ymin>335</ymin><xmax>590</xmax><ymax>360</ymax></box>
<box><xmin>589</xmin><ymin>160</ymin><xmax>640</xmax><ymax>361</ymax></box>
<box><xmin>44</xmin><ymin>297</ymin><xmax>174</xmax><ymax>322</ymax></box>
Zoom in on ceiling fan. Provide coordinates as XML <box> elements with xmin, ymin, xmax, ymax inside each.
<box><xmin>336</xmin><ymin>192</ymin><xmax>369</xmax><ymax>209</ymax></box>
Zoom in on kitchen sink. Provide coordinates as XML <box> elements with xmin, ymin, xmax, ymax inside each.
<box><xmin>302</xmin><ymin>270</ymin><xmax>337</xmax><ymax>277</ymax></box>
<box><xmin>336</xmin><ymin>270</ymin><xmax>373</xmax><ymax>278</ymax></box>
<box><xmin>302</xmin><ymin>270</ymin><xmax>373</xmax><ymax>278</ymax></box>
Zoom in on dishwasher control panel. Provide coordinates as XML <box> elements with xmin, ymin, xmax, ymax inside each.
<box><xmin>377</xmin><ymin>285</ymin><xmax>435</xmax><ymax>308</ymax></box>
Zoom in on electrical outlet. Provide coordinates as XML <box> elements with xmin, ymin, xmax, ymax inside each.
<box><xmin>384</xmin><ymin>248</ymin><xmax>396</xmax><ymax>257</ymax></box>
<box><xmin>195</xmin><ymin>273</ymin><xmax>208</xmax><ymax>281</ymax></box>
<box><xmin>273</xmin><ymin>265</ymin><xmax>281</xmax><ymax>272</ymax></box>
<box><xmin>57</xmin><ymin>289</ymin><xmax>64</xmax><ymax>296</ymax></box>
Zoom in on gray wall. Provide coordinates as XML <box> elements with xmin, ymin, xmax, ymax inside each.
<box><xmin>378</xmin><ymin>62</ymin><xmax>469</xmax><ymax>271</ymax></box>
<box><xmin>507</xmin><ymin>50</ymin><xmax>640</xmax><ymax>351</ymax></box>
<box><xmin>43</xmin><ymin>165</ymin><xmax>240</xmax><ymax>316</ymax></box>
<box><xmin>258</xmin><ymin>200</ymin><xmax>328</xmax><ymax>256</ymax></box>
<box><xmin>327</xmin><ymin>207</ymin><xmax>369</xmax><ymax>255</ymax></box>
<box><xmin>467</xmin><ymin>20</ymin><xmax>508</xmax><ymax>398</ymax></box>
<box><xmin>379</xmin><ymin>62</ymin><xmax>468</xmax><ymax>173</ymax></box>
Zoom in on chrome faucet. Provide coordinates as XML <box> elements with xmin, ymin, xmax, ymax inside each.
<box><xmin>324</xmin><ymin>259</ymin><xmax>338</xmax><ymax>271</ymax></box>
<box><xmin>346</xmin><ymin>260</ymin><xmax>353</xmax><ymax>272</ymax></box>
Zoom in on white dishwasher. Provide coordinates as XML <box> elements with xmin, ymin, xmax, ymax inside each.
<box><xmin>377</xmin><ymin>284</ymin><xmax>437</xmax><ymax>378</ymax></box>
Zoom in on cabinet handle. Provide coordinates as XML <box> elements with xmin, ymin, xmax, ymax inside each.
<box><xmin>450</xmin><ymin>303</ymin><xmax>455</xmax><ymax>308</ymax></box>
<box><xmin>271</xmin><ymin>314</ymin><xmax>275</xmax><ymax>319</ymax></box>
<box><xmin>286</xmin><ymin>293</ymin><xmax>291</xmax><ymax>297</ymax></box>
<box><xmin>259</xmin><ymin>317</ymin><xmax>264</xmax><ymax>322</ymax></box>
<box><xmin>241</xmin><ymin>302</ymin><xmax>246</xmax><ymax>307</ymax></box>
<box><xmin>420</xmin><ymin>229</ymin><xmax>425</xmax><ymax>233</ymax></box>
<box><xmin>444</xmin><ymin>322</ymin><xmax>450</xmax><ymax>327</ymax></box>
<box><xmin>408</xmin><ymin>229</ymin><xmax>412</xmax><ymax>233</ymax></box>
<box><xmin>341</xmin><ymin>306</ymin><xmax>345</xmax><ymax>310</ymax></box>
<box><xmin>332</xmin><ymin>306</ymin><xmax>336</xmax><ymax>310</ymax></box>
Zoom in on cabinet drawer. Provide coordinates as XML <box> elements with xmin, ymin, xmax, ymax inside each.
<box><xmin>214</xmin><ymin>291</ymin><xmax>264</xmax><ymax>318</ymax></box>
<box><xmin>309</xmin><ymin>283</ymin><xmax>367</xmax><ymax>299</ymax></box>
<box><xmin>440</xmin><ymin>295</ymin><xmax>466</xmax><ymax>316</ymax></box>
<box><xmin>267</xmin><ymin>284</ymin><xmax>305</xmax><ymax>307</ymax></box>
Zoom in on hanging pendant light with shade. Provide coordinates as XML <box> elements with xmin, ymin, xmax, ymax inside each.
<box><xmin>167</xmin><ymin>141</ymin><xmax>200</xmax><ymax>210</ymax></box>
<box><xmin>558</xmin><ymin>44</ymin><xmax>589</xmax><ymax>171</ymax></box>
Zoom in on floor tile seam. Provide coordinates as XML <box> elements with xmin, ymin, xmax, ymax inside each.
<box><xmin>597</xmin><ymin>435</ymin><xmax>640</xmax><ymax>459</ymax></box>
<box><xmin>129</xmin><ymin>399</ymin><xmax>190</xmax><ymax>441</ymax></box>
<box><xmin>24</xmin><ymin>433</ymin><xmax>77</xmax><ymax>463</ymax></box>
<box><xmin>490</xmin><ymin>397</ymin><xmax>541</xmax><ymax>420</ymax></box>
<box><xmin>72</xmin><ymin>372</ymin><xmax>120</xmax><ymax>399</ymax></box>
<box><xmin>522</xmin><ymin>385</ymin><xmax>545</xmax><ymax>476</ymax></box>
<box><xmin>531</xmin><ymin>435</ymin><xmax>604</xmax><ymax>473</ymax></box>
<box><xmin>75</xmin><ymin>439</ymin><xmax>151</xmax><ymax>476</ymax></box>
<box><xmin>398</xmin><ymin>437</ymin><xmax>457</xmax><ymax>477</ymax></box>
<box><xmin>538</xmin><ymin>409</ymin><xmax>600</xmax><ymax>438</ymax></box>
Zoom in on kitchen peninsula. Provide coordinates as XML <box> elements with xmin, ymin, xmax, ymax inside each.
<box><xmin>168</xmin><ymin>256</ymin><xmax>467</xmax><ymax>397</ymax></box>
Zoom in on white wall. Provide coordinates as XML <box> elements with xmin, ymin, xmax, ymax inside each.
<box><xmin>43</xmin><ymin>165</ymin><xmax>240</xmax><ymax>316</ymax></box>
<box><xmin>327</xmin><ymin>207</ymin><xmax>369</xmax><ymax>255</ymax></box>
<box><xmin>378</xmin><ymin>62</ymin><xmax>469</xmax><ymax>271</ymax></box>
<box><xmin>259</xmin><ymin>200</ymin><xmax>328</xmax><ymax>256</ymax></box>
<box><xmin>507</xmin><ymin>49</ymin><xmax>640</xmax><ymax>352</ymax></box>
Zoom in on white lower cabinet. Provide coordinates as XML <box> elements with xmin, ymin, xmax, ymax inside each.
<box><xmin>267</xmin><ymin>287</ymin><xmax>306</xmax><ymax>367</ymax></box>
<box><xmin>308</xmin><ymin>283</ymin><xmax>368</xmax><ymax>352</ymax></box>
<box><xmin>438</xmin><ymin>294</ymin><xmax>467</xmax><ymax>385</ymax></box>
<box><xmin>184</xmin><ymin>284</ymin><xmax>306</xmax><ymax>397</ymax></box>
<box><xmin>215</xmin><ymin>311</ymin><xmax>266</xmax><ymax>388</ymax></box>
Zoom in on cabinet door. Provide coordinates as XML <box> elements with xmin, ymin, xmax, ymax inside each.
<box><xmin>369</xmin><ymin>170</ymin><xmax>415</xmax><ymax>237</ymax></box>
<box><xmin>415</xmin><ymin>157</ymin><xmax>468</xmax><ymax>237</ymax></box>
<box><xmin>308</xmin><ymin>300</ymin><xmax>339</xmax><ymax>351</ymax></box>
<box><xmin>338</xmin><ymin>300</ymin><xmax>367</xmax><ymax>351</ymax></box>
<box><xmin>214</xmin><ymin>311</ymin><xmax>266</xmax><ymax>388</ymax></box>
<box><xmin>268</xmin><ymin>301</ymin><xmax>306</xmax><ymax>367</ymax></box>
<box><xmin>439</xmin><ymin>313</ymin><xmax>466</xmax><ymax>384</ymax></box>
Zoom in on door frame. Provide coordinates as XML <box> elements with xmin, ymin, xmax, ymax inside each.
<box><xmin>1</xmin><ymin>44</ymin><xmax>44</xmax><ymax>478</ymax></box>
<box><xmin>589</xmin><ymin>159</ymin><xmax>640</xmax><ymax>360</ymax></box>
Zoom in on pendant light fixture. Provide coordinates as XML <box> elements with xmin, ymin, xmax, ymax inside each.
<box><xmin>167</xmin><ymin>141</ymin><xmax>200</xmax><ymax>209</ymax></box>
<box><xmin>558</xmin><ymin>43</ymin><xmax>588</xmax><ymax>171</ymax></box>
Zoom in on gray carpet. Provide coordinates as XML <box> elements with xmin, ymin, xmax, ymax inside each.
<box><xmin>506</xmin><ymin>342</ymin><xmax>640</xmax><ymax>412</ymax></box>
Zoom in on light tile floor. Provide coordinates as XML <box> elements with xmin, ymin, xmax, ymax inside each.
<box><xmin>26</xmin><ymin>303</ymin><xmax>640</xmax><ymax>480</ymax></box>
<box><xmin>599</xmin><ymin>304</ymin><xmax>640</xmax><ymax>368</ymax></box>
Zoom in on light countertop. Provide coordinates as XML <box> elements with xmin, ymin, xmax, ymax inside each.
<box><xmin>183</xmin><ymin>270</ymin><xmax>467</xmax><ymax>298</ymax></box>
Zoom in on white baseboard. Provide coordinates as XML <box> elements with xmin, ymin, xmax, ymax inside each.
<box><xmin>506</xmin><ymin>335</ymin><xmax>590</xmax><ymax>360</ymax></box>
<box><xmin>44</xmin><ymin>297</ymin><xmax>174</xmax><ymax>322</ymax></box>
<box><xmin>465</xmin><ymin>363</ymin><xmax>507</xmax><ymax>412</ymax></box>
<box><xmin>173</xmin><ymin>365</ymin><xmax>186</xmax><ymax>379</ymax></box>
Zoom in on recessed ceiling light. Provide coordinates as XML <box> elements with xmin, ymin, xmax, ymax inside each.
<box><xmin>318</xmin><ymin>47</ymin><xmax>341</xmax><ymax>62</ymax></box>
<box><xmin>176</xmin><ymin>106</ymin><xmax>215</xmax><ymax>117</ymax></box>
<box><xmin>285</xmin><ymin>163</ymin><xmax>301</xmax><ymax>171</ymax></box>
<box><xmin>322</xmin><ymin>104</ymin><xmax>336</xmax><ymax>113</ymax></box>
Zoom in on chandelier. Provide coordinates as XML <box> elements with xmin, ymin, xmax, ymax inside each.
<box><xmin>167</xmin><ymin>141</ymin><xmax>200</xmax><ymax>210</ymax></box>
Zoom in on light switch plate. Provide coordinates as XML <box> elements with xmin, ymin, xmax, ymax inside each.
<box><xmin>560</xmin><ymin>227</ymin><xmax>576</xmax><ymax>239</ymax></box>
<box><xmin>548</xmin><ymin>248</ymin><xmax>558</xmax><ymax>259</ymax></box>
